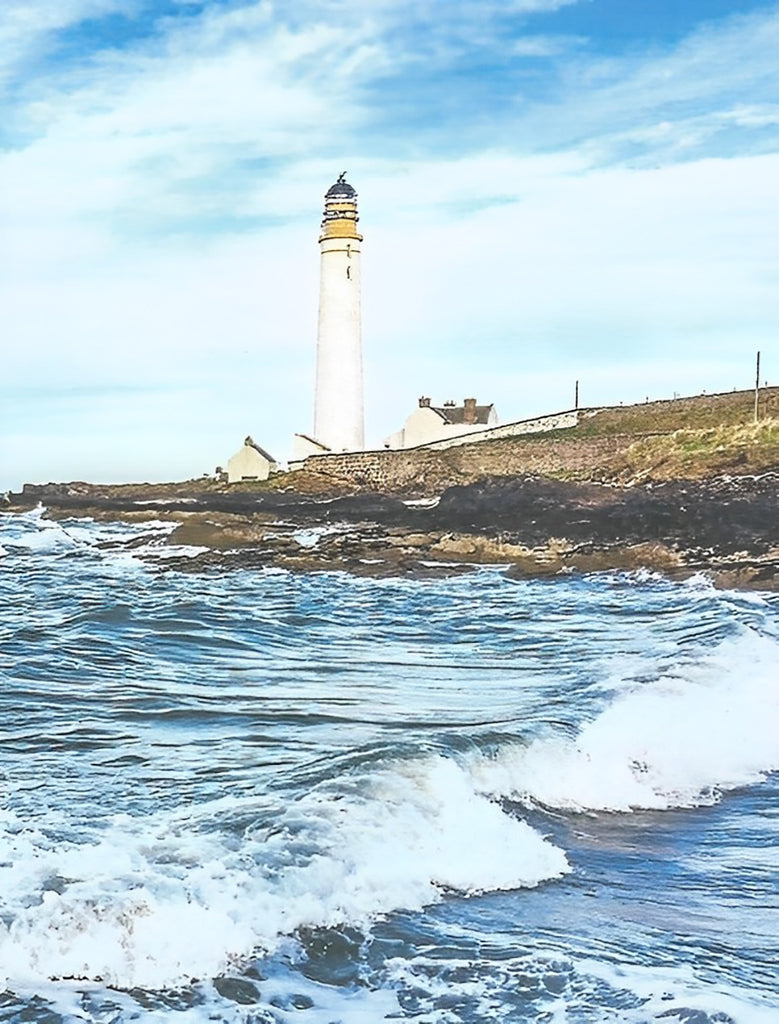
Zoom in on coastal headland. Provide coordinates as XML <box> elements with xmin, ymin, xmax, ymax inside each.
<box><xmin>6</xmin><ymin>388</ymin><xmax>779</xmax><ymax>589</ymax></box>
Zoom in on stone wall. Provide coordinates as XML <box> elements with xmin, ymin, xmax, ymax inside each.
<box><xmin>409</xmin><ymin>408</ymin><xmax>580</xmax><ymax>451</ymax></box>
<box><xmin>301</xmin><ymin>434</ymin><xmax>630</xmax><ymax>494</ymax></box>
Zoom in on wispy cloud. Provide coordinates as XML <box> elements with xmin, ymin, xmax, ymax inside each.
<box><xmin>521</xmin><ymin>7</ymin><xmax>779</xmax><ymax>163</ymax></box>
<box><xmin>0</xmin><ymin>1</ymin><xmax>125</xmax><ymax>77</ymax></box>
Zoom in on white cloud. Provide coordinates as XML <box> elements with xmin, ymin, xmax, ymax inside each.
<box><xmin>509</xmin><ymin>34</ymin><xmax>585</xmax><ymax>57</ymax></box>
<box><xmin>0</xmin><ymin>0</ymin><xmax>132</xmax><ymax>91</ymax></box>
<box><xmin>532</xmin><ymin>8</ymin><xmax>779</xmax><ymax>163</ymax></box>
<box><xmin>363</xmin><ymin>150</ymin><xmax>779</xmax><ymax>355</ymax></box>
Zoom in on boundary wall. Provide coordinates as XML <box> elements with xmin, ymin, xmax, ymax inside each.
<box><xmin>413</xmin><ymin>408</ymin><xmax>580</xmax><ymax>451</ymax></box>
<box><xmin>298</xmin><ymin>435</ymin><xmax>629</xmax><ymax>492</ymax></box>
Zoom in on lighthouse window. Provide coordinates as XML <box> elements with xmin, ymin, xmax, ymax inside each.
<box><xmin>346</xmin><ymin>265</ymin><xmax>351</xmax><ymax>279</ymax></box>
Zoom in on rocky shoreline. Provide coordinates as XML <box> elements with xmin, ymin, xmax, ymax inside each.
<box><xmin>6</xmin><ymin>473</ymin><xmax>778</xmax><ymax>590</ymax></box>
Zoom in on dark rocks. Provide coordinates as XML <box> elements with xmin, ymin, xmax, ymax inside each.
<box><xmin>7</xmin><ymin>486</ymin><xmax>409</xmax><ymax>526</ymax></box>
<box><xmin>213</xmin><ymin>975</ymin><xmax>261</xmax><ymax>1005</ymax></box>
<box><xmin>428</xmin><ymin>475</ymin><xmax>778</xmax><ymax>558</ymax></box>
<box><xmin>296</xmin><ymin>925</ymin><xmax>365</xmax><ymax>987</ymax></box>
<box><xmin>7</xmin><ymin>474</ymin><xmax>778</xmax><ymax>589</ymax></box>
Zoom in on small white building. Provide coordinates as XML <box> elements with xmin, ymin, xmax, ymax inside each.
<box><xmin>291</xmin><ymin>432</ymin><xmax>331</xmax><ymax>461</ymax></box>
<box><xmin>384</xmin><ymin>397</ymin><xmax>498</xmax><ymax>450</ymax></box>
<box><xmin>227</xmin><ymin>436</ymin><xmax>278</xmax><ymax>483</ymax></box>
<box><xmin>287</xmin><ymin>433</ymin><xmax>332</xmax><ymax>472</ymax></box>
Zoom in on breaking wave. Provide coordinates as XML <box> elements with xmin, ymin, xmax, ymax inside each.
<box><xmin>474</xmin><ymin>631</ymin><xmax>779</xmax><ymax>812</ymax></box>
<box><xmin>0</xmin><ymin>757</ymin><xmax>567</xmax><ymax>990</ymax></box>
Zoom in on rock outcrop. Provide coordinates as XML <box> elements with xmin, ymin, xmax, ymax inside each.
<box><xmin>8</xmin><ymin>473</ymin><xmax>778</xmax><ymax>589</ymax></box>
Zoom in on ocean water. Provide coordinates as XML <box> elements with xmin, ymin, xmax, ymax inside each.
<box><xmin>0</xmin><ymin>508</ymin><xmax>777</xmax><ymax>1024</ymax></box>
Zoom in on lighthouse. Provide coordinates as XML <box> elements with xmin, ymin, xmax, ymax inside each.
<box><xmin>312</xmin><ymin>172</ymin><xmax>364</xmax><ymax>452</ymax></box>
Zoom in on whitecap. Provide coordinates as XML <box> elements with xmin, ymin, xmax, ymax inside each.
<box><xmin>0</xmin><ymin>756</ymin><xmax>568</xmax><ymax>990</ymax></box>
<box><xmin>473</xmin><ymin>631</ymin><xmax>779</xmax><ymax>812</ymax></box>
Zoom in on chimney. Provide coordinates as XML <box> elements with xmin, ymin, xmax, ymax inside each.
<box><xmin>463</xmin><ymin>398</ymin><xmax>477</xmax><ymax>424</ymax></box>
<box><xmin>418</xmin><ymin>396</ymin><xmax>431</xmax><ymax>408</ymax></box>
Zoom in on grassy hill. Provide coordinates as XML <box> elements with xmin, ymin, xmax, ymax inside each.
<box><xmin>576</xmin><ymin>386</ymin><xmax>779</xmax><ymax>437</ymax></box>
<box><xmin>604</xmin><ymin>417</ymin><xmax>779</xmax><ymax>483</ymax></box>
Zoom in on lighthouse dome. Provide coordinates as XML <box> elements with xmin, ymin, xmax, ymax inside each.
<box><xmin>325</xmin><ymin>173</ymin><xmax>356</xmax><ymax>198</ymax></box>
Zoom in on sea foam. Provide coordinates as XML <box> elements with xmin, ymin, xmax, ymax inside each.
<box><xmin>0</xmin><ymin>756</ymin><xmax>567</xmax><ymax>990</ymax></box>
<box><xmin>474</xmin><ymin>631</ymin><xmax>779</xmax><ymax>812</ymax></box>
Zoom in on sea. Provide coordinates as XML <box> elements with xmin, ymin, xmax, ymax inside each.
<box><xmin>0</xmin><ymin>508</ymin><xmax>777</xmax><ymax>1024</ymax></box>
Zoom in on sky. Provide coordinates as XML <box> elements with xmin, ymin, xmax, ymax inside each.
<box><xmin>1</xmin><ymin>0</ymin><xmax>778</xmax><ymax>488</ymax></box>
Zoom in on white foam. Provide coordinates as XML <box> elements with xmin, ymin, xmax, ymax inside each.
<box><xmin>682</xmin><ymin>570</ymin><xmax>719</xmax><ymax>593</ymax></box>
<box><xmin>627</xmin><ymin>567</ymin><xmax>667</xmax><ymax>583</ymax></box>
<box><xmin>8</xmin><ymin>964</ymin><xmax>402</xmax><ymax>1024</ymax></box>
<box><xmin>0</xmin><ymin>757</ymin><xmax>567</xmax><ymax>990</ymax></box>
<box><xmin>134</xmin><ymin>498</ymin><xmax>198</xmax><ymax>505</ymax></box>
<box><xmin>0</xmin><ymin>514</ymin><xmax>177</xmax><ymax>559</ymax></box>
<box><xmin>62</xmin><ymin>518</ymin><xmax>175</xmax><ymax>546</ymax></box>
<box><xmin>384</xmin><ymin>949</ymin><xmax>779</xmax><ymax>1024</ymax></box>
<box><xmin>403</xmin><ymin>497</ymin><xmax>440</xmax><ymax>508</ymax></box>
<box><xmin>576</xmin><ymin>954</ymin><xmax>779</xmax><ymax>1024</ymax></box>
<box><xmin>3</xmin><ymin>521</ymin><xmax>80</xmax><ymax>553</ymax></box>
<box><xmin>292</xmin><ymin>524</ymin><xmax>343</xmax><ymax>548</ymax></box>
<box><xmin>144</xmin><ymin>543</ymin><xmax>208</xmax><ymax>558</ymax></box>
<box><xmin>473</xmin><ymin>632</ymin><xmax>779</xmax><ymax>812</ymax></box>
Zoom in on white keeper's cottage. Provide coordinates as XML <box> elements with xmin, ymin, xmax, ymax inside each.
<box><xmin>384</xmin><ymin>397</ymin><xmax>498</xmax><ymax>450</ymax></box>
<box><xmin>227</xmin><ymin>437</ymin><xmax>278</xmax><ymax>483</ymax></box>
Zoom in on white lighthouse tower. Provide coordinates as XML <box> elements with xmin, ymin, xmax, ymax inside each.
<box><xmin>312</xmin><ymin>172</ymin><xmax>364</xmax><ymax>452</ymax></box>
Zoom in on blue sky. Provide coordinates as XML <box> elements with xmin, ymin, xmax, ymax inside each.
<box><xmin>2</xmin><ymin>0</ymin><xmax>778</xmax><ymax>487</ymax></box>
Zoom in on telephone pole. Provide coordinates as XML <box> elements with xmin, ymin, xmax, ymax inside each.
<box><xmin>754</xmin><ymin>351</ymin><xmax>761</xmax><ymax>423</ymax></box>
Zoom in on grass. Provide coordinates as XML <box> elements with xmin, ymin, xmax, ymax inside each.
<box><xmin>608</xmin><ymin>418</ymin><xmax>779</xmax><ymax>482</ymax></box>
<box><xmin>576</xmin><ymin>388</ymin><xmax>775</xmax><ymax>436</ymax></box>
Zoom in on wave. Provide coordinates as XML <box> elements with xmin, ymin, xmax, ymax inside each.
<box><xmin>0</xmin><ymin>757</ymin><xmax>568</xmax><ymax>990</ymax></box>
<box><xmin>0</xmin><ymin>516</ymin><xmax>80</xmax><ymax>554</ymax></box>
<box><xmin>0</xmin><ymin>512</ymin><xmax>176</xmax><ymax>561</ymax></box>
<box><xmin>473</xmin><ymin>632</ymin><xmax>779</xmax><ymax>812</ymax></box>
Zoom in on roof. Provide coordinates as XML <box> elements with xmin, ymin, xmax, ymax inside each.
<box><xmin>294</xmin><ymin>433</ymin><xmax>331</xmax><ymax>452</ymax></box>
<box><xmin>325</xmin><ymin>172</ymin><xmax>357</xmax><ymax>199</ymax></box>
<box><xmin>243</xmin><ymin>436</ymin><xmax>276</xmax><ymax>462</ymax></box>
<box><xmin>430</xmin><ymin>404</ymin><xmax>494</xmax><ymax>426</ymax></box>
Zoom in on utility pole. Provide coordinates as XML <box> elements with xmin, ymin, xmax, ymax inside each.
<box><xmin>754</xmin><ymin>351</ymin><xmax>761</xmax><ymax>423</ymax></box>
<box><xmin>575</xmin><ymin>379</ymin><xmax>579</xmax><ymax>410</ymax></box>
